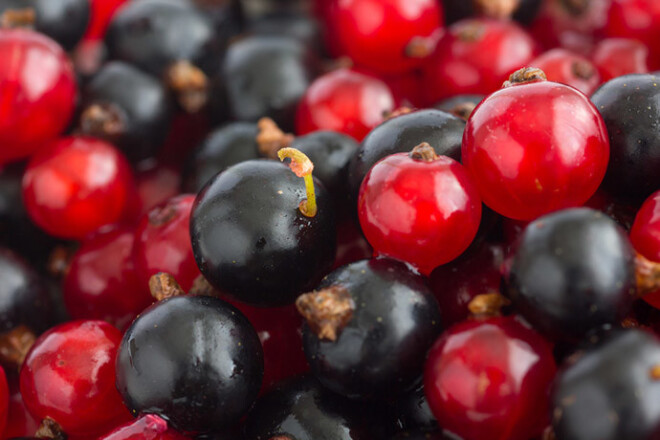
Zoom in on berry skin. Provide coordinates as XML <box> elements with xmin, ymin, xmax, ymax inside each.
<box><xmin>462</xmin><ymin>69</ymin><xmax>609</xmax><ymax>220</ymax></box>
<box><xmin>605</xmin><ymin>0</ymin><xmax>660</xmax><ymax>70</ymax></box>
<box><xmin>422</xmin><ymin>18</ymin><xmax>538</xmax><ymax>103</ymax></box>
<box><xmin>0</xmin><ymin>29</ymin><xmax>76</xmax><ymax>165</ymax></box>
<box><xmin>22</xmin><ymin>136</ymin><xmax>135</xmax><ymax>240</ymax></box>
<box><xmin>530</xmin><ymin>48</ymin><xmax>600</xmax><ymax>96</ymax></box>
<box><xmin>20</xmin><ymin>320</ymin><xmax>131</xmax><ymax>437</ymax></box>
<box><xmin>3</xmin><ymin>386</ymin><xmax>39</xmax><ymax>439</ymax></box>
<box><xmin>442</xmin><ymin>0</ymin><xmax>542</xmax><ymax>25</ymax></box>
<box><xmin>0</xmin><ymin>365</ymin><xmax>7</xmax><ymax>435</ymax></box>
<box><xmin>133</xmin><ymin>194</ymin><xmax>201</xmax><ymax>293</ymax></box>
<box><xmin>98</xmin><ymin>414</ymin><xmax>188</xmax><ymax>440</ymax></box>
<box><xmin>592</xmin><ymin>38</ymin><xmax>650</xmax><ymax>83</ymax></box>
<box><xmin>358</xmin><ymin>146</ymin><xmax>481</xmax><ymax>275</ymax></box>
<box><xmin>84</xmin><ymin>0</ymin><xmax>128</xmax><ymax>41</ymax></box>
<box><xmin>424</xmin><ymin>316</ymin><xmax>556</xmax><ymax>440</ymax></box>
<box><xmin>295</xmin><ymin>68</ymin><xmax>395</xmax><ymax>141</ymax></box>
<box><xmin>321</xmin><ymin>0</ymin><xmax>443</xmax><ymax>75</ymax></box>
<box><xmin>630</xmin><ymin>190</ymin><xmax>660</xmax><ymax>308</ymax></box>
<box><xmin>116</xmin><ymin>295</ymin><xmax>264</xmax><ymax>433</ymax></box>
<box><xmin>507</xmin><ymin>208</ymin><xmax>636</xmax><ymax>342</ymax></box>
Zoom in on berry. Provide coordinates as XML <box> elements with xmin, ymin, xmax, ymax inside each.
<box><xmin>321</xmin><ymin>0</ymin><xmax>443</xmax><ymax>75</ymax></box>
<box><xmin>295</xmin><ymin>68</ymin><xmax>395</xmax><ymax>141</ymax></box>
<box><xmin>20</xmin><ymin>320</ymin><xmax>130</xmax><ymax>436</ymax></box>
<box><xmin>442</xmin><ymin>0</ymin><xmax>542</xmax><ymax>25</ymax></box>
<box><xmin>462</xmin><ymin>68</ymin><xmax>610</xmax><ymax>220</ymax></box>
<box><xmin>530</xmin><ymin>48</ymin><xmax>600</xmax><ymax>96</ymax></box>
<box><xmin>592</xmin><ymin>38</ymin><xmax>650</xmax><ymax>83</ymax></box>
<box><xmin>424</xmin><ymin>316</ymin><xmax>556</xmax><ymax>440</ymax></box>
<box><xmin>507</xmin><ymin>208</ymin><xmax>636</xmax><ymax>341</ymax></box>
<box><xmin>248</xmin><ymin>10</ymin><xmax>322</xmax><ymax>52</ymax></box>
<box><xmin>0</xmin><ymin>365</ymin><xmax>7</xmax><ymax>435</ymax></box>
<box><xmin>0</xmin><ymin>29</ymin><xmax>76</xmax><ymax>165</ymax></box>
<box><xmin>434</xmin><ymin>94</ymin><xmax>484</xmax><ymax>120</ymax></box>
<box><xmin>116</xmin><ymin>295</ymin><xmax>264</xmax><ymax>433</ymax></box>
<box><xmin>393</xmin><ymin>383</ymin><xmax>439</xmax><ymax>434</ymax></box>
<box><xmin>630</xmin><ymin>190</ymin><xmax>660</xmax><ymax>308</ymax></box>
<box><xmin>3</xmin><ymin>386</ymin><xmax>39</xmax><ymax>439</ymax></box>
<box><xmin>299</xmin><ymin>258</ymin><xmax>442</xmax><ymax>399</ymax></box>
<box><xmin>422</xmin><ymin>18</ymin><xmax>538</xmax><ymax>103</ymax></box>
<box><xmin>84</xmin><ymin>0</ymin><xmax>127</xmax><ymax>41</ymax></box>
<box><xmin>132</xmin><ymin>162</ymin><xmax>181</xmax><ymax>220</ymax></box>
<box><xmin>98</xmin><ymin>414</ymin><xmax>188</xmax><ymax>440</ymax></box>
<box><xmin>22</xmin><ymin>136</ymin><xmax>135</xmax><ymax>239</ymax></box>
<box><xmin>358</xmin><ymin>144</ymin><xmax>481</xmax><ymax>274</ymax></box>
<box><xmin>591</xmin><ymin>74</ymin><xmax>660</xmax><ymax>200</ymax></box>
<box><xmin>605</xmin><ymin>0</ymin><xmax>660</xmax><ymax>70</ymax></box>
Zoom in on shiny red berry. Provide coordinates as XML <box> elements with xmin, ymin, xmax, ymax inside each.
<box><xmin>606</xmin><ymin>0</ymin><xmax>660</xmax><ymax>70</ymax></box>
<box><xmin>22</xmin><ymin>136</ymin><xmax>135</xmax><ymax>239</ymax></box>
<box><xmin>3</xmin><ymin>385</ymin><xmax>38</xmax><ymax>439</ymax></box>
<box><xmin>0</xmin><ymin>29</ymin><xmax>76</xmax><ymax>165</ymax></box>
<box><xmin>321</xmin><ymin>0</ymin><xmax>444</xmax><ymax>75</ymax></box>
<box><xmin>295</xmin><ymin>68</ymin><xmax>395</xmax><ymax>141</ymax></box>
<box><xmin>358</xmin><ymin>144</ymin><xmax>482</xmax><ymax>275</ymax></box>
<box><xmin>422</xmin><ymin>18</ymin><xmax>538</xmax><ymax>103</ymax></box>
<box><xmin>424</xmin><ymin>316</ymin><xmax>556</xmax><ymax>440</ymax></box>
<box><xmin>134</xmin><ymin>163</ymin><xmax>182</xmax><ymax>219</ymax></box>
<box><xmin>0</xmin><ymin>366</ymin><xmax>7</xmax><ymax>435</ymax></box>
<box><xmin>84</xmin><ymin>0</ymin><xmax>129</xmax><ymax>41</ymax></box>
<box><xmin>63</xmin><ymin>226</ymin><xmax>152</xmax><ymax>330</ymax></box>
<box><xmin>530</xmin><ymin>48</ymin><xmax>600</xmax><ymax>96</ymax></box>
<box><xmin>98</xmin><ymin>414</ymin><xmax>187</xmax><ymax>440</ymax></box>
<box><xmin>20</xmin><ymin>320</ymin><xmax>131</xmax><ymax>436</ymax></box>
<box><xmin>592</xmin><ymin>38</ymin><xmax>650</xmax><ymax>82</ymax></box>
<box><xmin>462</xmin><ymin>68</ymin><xmax>609</xmax><ymax>221</ymax></box>
<box><xmin>631</xmin><ymin>190</ymin><xmax>660</xmax><ymax>308</ymax></box>
<box><xmin>133</xmin><ymin>194</ymin><xmax>200</xmax><ymax>293</ymax></box>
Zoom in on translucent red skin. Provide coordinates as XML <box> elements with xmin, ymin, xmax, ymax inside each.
<box><xmin>19</xmin><ymin>320</ymin><xmax>132</xmax><ymax>436</ymax></box>
<box><xmin>63</xmin><ymin>226</ymin><xmax>152</xmax><ymax>331</ymax></box>
<box><xmin>606</xmin><ymin>0</ymin><xmax>660</xmax><ymax>70</ymax></box>
<box><xmin>462</xmin><ymin>80</ymin><xmax>610</xmax><ymax>221</ymax></box>
<box><xmin>133</xmin><ymin>195</ymin><xmax>200</xmax><ymax>293</ymax></box>
<box><xmin>358</xmin><ymin>153</ymin><xmax>482</xmax><ymax>275</ymax></box>
<box><xmin>631</xmin><ymin>190</ymin><xmax>660</xmax><ymax>308</ymax></box>
<box><xmin>3</xmin><ymin>385</ymin><xmax>39</xmax><ymax>439</ymax></box>
<box><xmin>321</xmin><ymin>0</ymin><xmax>443</xmax><ymax>75</ymax></box>
<box><xmin>592</xmin><ymin>38</ymin><xmax>650</xmax><ymax>83</ymax></box>
<box><xmin>295</xmin><ymin>69</ymin><xmax>395</xmax><ymax>141</ymax></box>
<box><xmin>22</xmin><ymin>137</ymin><xmax>135</xmax><ymax>240</ymax></box>
<box><xmin>98</xmin><ymin>414</ymin><xmax>188</xmax><ymax>440</ymax></box>
<box><xmin>530</xmin><ymin>48</ymin><xmax>600</xmax><ymax>96</ymax></box>
<box><xmin>0</xmin><ymin>29</ymin><xmax>76</xmax><ymax>165</ymax></box>
<box><xmin>84</xmin><ymin>0</ymin><xmax>129</xmax><ymax>41</ymax></box>
<box><xmin>424</xmin><ymin>316</ymin><xmax>557</xmax><ymax>440</ymax></box>
<box><xmin>422</xmin><ymin>18</ymin><xmax>538</xmax><ymax>103</ymax></box>
<box><xmin>0</xmin><ymin>366</ymin><xmax>7</xmax><ymax>436</ymax></box>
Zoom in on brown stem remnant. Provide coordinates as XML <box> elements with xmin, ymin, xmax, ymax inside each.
<box><xmin>405</xmin><ymin>36</ymin><xmax>436</xmax><ymax>59</ymax></box>
<box><xmin>36</xmin><ymin>417</ymin><xmax>67</xmax><ymax>440</ymax></box>
<box><xmin>650</xmin><ymin>365</ymin><xmax>660</xmax><ymax>380</ymax></box>
<box><xmin>449</xmin><ymin>102</ymin><xmax>478</xmax><ymax>121</ymax></box>
<box><xmin>473</xmin><ymin>0</ymin><xmax>521</xmax><ymax>19</ymax></box>
<box><xmin>0</xmin><ymin>325</ymin><xmax>36</xmax><ymax>370</ymax></box>
<box><xmin>296</xmin><ymin>285</ymin><xmax>354</xmax><ymax>342</ymax></box>
<box><xmin>149</xmin><ymin>273</ymin><xmax>185</xmax><ymax>301</ymax></box>
<box><xmin>257</xmin><ymin>117</ymin><xmax>294</xmax><ymax>159</ymax></box>
<box><xmin>148</xmin><ymin>203</ymin><xmax>178</xmax><ymax>227</ymax></box>
<box><xmin>571</xmin><ymin>60</ymin><xmax>597</xmax><ymax>81</ymax></box>
<box><xmin>0</xmin><ymin>8</ymin><xmax>36</xmax><ymax>29</ymax></box>
<box><xmin>383</xmin><ymin>107</ymin><xmax>414</xmax><ymax>121</ymax></box>
<box><xmin>468</xmin><ymin>292</ymin><xmax>511</xmax><ymax>318</ymax></box>
<box><xmin>410</xmin><ymin>142</ymin><xmax>438</xmax><ymax>162</ymax></box>
<box><xmin>47</xmin><ymin>245</ymin><xmax>76</xmax><ymax>279</ymax></box>
<box><xmin>165</xmin><ymin>60</ymin><xmax>209</xmax><ymax>114</ymax></box>
<box><xmin>560</xmin><ymin>0</ymin><xmax>590</xmax><ymax>16</ymax></box>
<box><xmin>80</xmin><ymin>103</ymin><xmax>126</xmax><ymax>140</ymax></box>
<box><xmin>189</xmin><ymin>274</ymin><xmax>220</xmax><ymax>298</ymax></box>
<box><xmin>503</xmin><ymin>67</ymin><xmax>548</xmax><ymax>88</ymax></box>
<box><xmin>458</xmin><ymin>22</ymin><xmax>486</xmax><ymax>42</ymax></box>
<box><xmin>636</xmin><ymin>252</ymin><xmax>660</xmax><ymax>297</ymax></box>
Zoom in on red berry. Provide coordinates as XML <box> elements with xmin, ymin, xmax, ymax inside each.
<box><xmin>295</xmin><ymin>69</ymin><xmax>395</xmax><ymax>141</ymax></box>
<box><xmin>592</xmin><ymin>38</ymin><xmax>650</xmax><ymax>83</ymax></box>
<box><xmin>63</xmin><ymin>226</ymin><xmax>152</xmax><ymax>330</ymax></box>
<box><xmin>0</xmin><ymin>29</ymin><xmax>76</xmax><ymax>165</ymax></box>
<box><xmin>133</xmin><ymin>195</ymin><xmax>200</xmax><ymax>293</ymax></box>
<box><xmin>424</xmin><ymin>316</ymin><xmax>556</xmax><ymax>440</ymax></box>
<box><xmin>530</xmin><ymin>48</ymin><xmax>600</xmax><ymax>96</ymax></box>
<box><xmin>606</xmin><ymin>0</ymin><xmax>660</xmax><ymax>70</ymax></box>
<box><xmin>321</xmin><ymin>0</ymin><xmax>444</xmax><ymax>75</ymax></box>
<box><xmin>0</xmin><ymin>366</ymin><xmax>7</xmax><ymax>435</ymax></box>
<box><xmin>631</xmin><ymin>190</ymin><xmax>660</xmax><ymax>308</ymax></box>
<box><xmin>358</xmin><ymin>145</ymin><xmax>482</xmax><ymax>275</ymax></box>
<box><xmin>98</xmin><ymin>414</ymin><xmax>187</xmax><ymax>440</ymax></box>
<box><xmin>422</xmin><ymin>18</ymin><xmax>538</xmax><ymax>102</ymax></box>
<box><xmin>462</xmin><ymin>69</ymin><xmax>610</xmax><ymax>220</ymax></box>
<box><xmin>20</xmin><ymin>320</ymin><xmax>131</xmax><ymax>436</ymax></box>
<box><xmin>134</xmin><ymin>163</ymin><xmax>182</xmax><ymax>219</ymax></box>
<box><xmin>22</xmin><ymin>136</ymin><xmax>135</xmax><ymax>239</ymax></box>
<box><xmin>3</xmin><ymin>385</ymin><xmax>39</xmax><ymax>439</ymax></box>
<box><xmin>84</xmin><ymin>0</ymin><xmax>129</xmax><ymax>41</ymax></box>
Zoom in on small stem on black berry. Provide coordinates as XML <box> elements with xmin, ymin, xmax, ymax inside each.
<box><xmin>0</xmin><ymin>325</ymin><xmax>36</xmax><ymax>371</ymax></box>
<box><xmin>383</xmin><ymin>106</ymin><xmax>414</xmax><ymax>121</ymax></box>
<box><xmin>257</xmin><ymin>117</ymin><xmax>294</xmax><ymax>159</ymax></box>
<box><xmin>503</xmin><ymin>67</ymin><xmax>547</xmax><ymax>88</ymax></box>
<box><xmin>410</xmin><ymin>142</ymin><xmax>439</xmax><ymax>162</ymax></box>
<box><xmin>80</xmin><ymin>103</ymin><xmax>126</xmax><ymax>141</ymax></box>
<box><xmin>149</xmin><ymin>273</ymin><xmax>185</xmax><ymax>301</ymax></box>
<box><xmin>468</xmin><ymin>292</ymin><xmax>511</xmax><ymax>318</ymax></box>
<box><xmin>449</xmin><ymin>102</ymin><xmax>478</xmax><ymax>120</ymax></box>
<box><xmin>35</xmin><ymin>417</ymin><xmax>67</xmax><ymax>440</ymax></box>
<box><xmin>296</xmin><ymin>285</ymin><xmax>354</xmax><ymax>342</ymax></box>
<box><xmin>189</xmin><ymin>274</ymin><xmax>220</xmax><ymax>298</ymax></box>
<box><xmin>650</xmin><ymin>365</ymin><xmax>660</xmax><ymax>380</ymax></box>
<box><xmin>0</xmin><ymin>8</ymin><xmax>35</xmax><ymax>29</ymax></box>
<box><xmin>277</xmin><ymin>147</ymin><xmax>318</xmax><ymax>217</ymax></box>
<box><xmin>165</xmin><ymin>60</ymin><xmax>209</xmax><ymax>113</ymax></box>
<box><xmin>636</xmin><ymin>252</ymin><xmax>660</xmax><ymax>297</ymax></box>
<box><xmin>472</xmin><ymin>0</ymin><xmax>521</xmax><ymax>19</ymax></box>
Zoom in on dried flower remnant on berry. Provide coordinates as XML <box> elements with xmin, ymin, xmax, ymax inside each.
<box><xmin>410</xmin><ymin>142</ymin><xmax>439</xmax><ymax>162</ymax></box>
<box><xmin>80</xmin><ymin>103</ymin><xmax>126</xmax><ymax>140</ymax></box>
<box><xmin>257</xmin><ymin>118</ymin><xmax>294</xmax><ymax>159</ymax></box>
<box><xmin>36</xmin><ymin>417</ymin><xmax>67</xmax><ymax>440</ymax></box>
<box><xmin>296</xmin><ymin>285</ymin><xmax>355</xmax><ymax>341</ymax></box>
<box><xmin>468</xmin><ymin>292</ymin><xmax>511</xmax><ymax>318</ymax></box>
<box><xmin>0</xmin><ymin>8</ymin><xmax>36</xmax><ymax>29</ymax></box>
<box><xmin>473</xmin><ymin>0</ymin><xmax>521</xmax><ymax>19</ymax></box>
<box><xmin>0</xmin><ymin>325</ymin><xmax>36</xmax><ymax>370</ymax></box>
<box><xmin>165</xmin><ymin>60</ymin><xmax>209</xmax><ymax>113</ymax></box>
<box><xmin>149</xmin><ymin>273</ymin><xmax>185</xmax><ymax>301</ymax></box>
<box><xmin>503</xmin><ymin>67</ymin><xmax>548</xmax><ymax>87</ymax></box>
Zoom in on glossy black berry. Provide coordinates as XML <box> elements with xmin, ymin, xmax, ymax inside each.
<box><xmin>183</xmin><ymin>122</ymin><xmax>259</xmax><ymax>193</ymax></box>
<box><xmin>115</xmin><ymin>295</ymin><xmax>264</xmax><ymax>433</ymax></box>
<box><xmin>393</xmin><ymin>382</ymin><xmax>439</xmax><ymax>434</ymax></box>
<box><xmin>434</xmin><ymin>94</ymin><xmax>484</xmax><ymax>120</ymax></box>
<box><xmin>248</xmin><ymin>11</ymin><xmax>323</xmax><ymax>52</ymax></box>
<box><xmin>553</xmin><ymin>329</ymin><xmax>660</xmax><ymax>440</ymax></box>
<box><xmin>347</xmin><ymin>109</ymin><xmax>465</xmax><ymax>209</ymax></box>
<box><xmin>299</xmin><ymin>258</ymin><xmax>442</xmax><ymax>400</ymax></box>
<box><xmin>0</xmin><ymin>0</ymin><xmax>90</xmax><ymax>50</ymax></box>
<box><xmin>391</xmin><ymin>432</ymin><xmax>452</xmax><ymax>440</ymax></box>
<box><xmin>79</xmin><ymin>62</ymin><xmax>173</xmax><ymax>162</ymax></box>
<box><xmin>591</xmin><ymin>74</ymin><xmax>660</xmax><ymax>200</ymax></box>
<box><xmin>507</xmin><ymin>208</ymin><xmax>636</xmax><ymax>342</ymax></box>
<box><xmin>190</xmin><ymin>159</ymin><xmax>336</xmax><ymax>307</ymax></box>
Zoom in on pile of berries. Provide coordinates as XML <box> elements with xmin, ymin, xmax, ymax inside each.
<box><xmin>3</xmin><ymin>0</ymin><xmax>660</xmax><ymax>439</ymax></box>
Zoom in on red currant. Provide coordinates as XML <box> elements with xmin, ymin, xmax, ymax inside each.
<box><xmin>0</xmin><ymin>366</ymin><xmax>7</xmax><ymax>436</ymax></box>
<box><xmin>0</xmin><ymin>29</ymin><xmax>76</xmax><ymax>165</ymax></box>
<box><xmin>84</xmin><ymin>0</ymin><xmax>129</xmax><ymax>41</ymax></box>
<box><xmin>98</xmin><ymin>414</ymin><xmax>187</xmax><ymax>440</ymax></box>
<box><xmin>530</xmin><ymin>48</ymin><xmax>600</xmax><ymax>96</ymax></box>
<box><xmin>295</xmin><ymin>68</ymin><xmax>395</xmax><ymax>141</ymax></box>
<box><xmin>133</xmin><ymin>195</ymin><xmax>200</xmax><ymax>293</ymax></box>
<box><xmin>22</xmin><ymin>136</ymin><xmax>135</xmax><ymax>239</ymax></box>
<box><xmin>424</xmin><ymin>316</ymin><xmax>556</xmax><ymax>440</ymax></box>
<box><xmin>422</xmin><ymin>18</ymin><xmax>538</xmax><ymax>103</ymax></box>
<box><xmin>592</xmin><ymin>38</ymin><xmax>650</xmax><ymax>83</ymax></box>
<box><xmin>605</xmin><ymin>0</ymin><xmax>660</xmax><ymax>70</ymax></box>
<box><xmin>3</xmin><ymin>385</ymin><xmax>38</xmax><ymax>439</ymax></box>
<box><xmin>358</xmin><ymin>144</ymin><xmax>482</xmax><ymax>275</ymax></box>
<box><xmin>631</xmin><ymin>190</ymin><xmax>660</xmax><ymax>308</ymax></box>
<box><xmin>462</xmin><ymin>68</ymin><xmax>610</xmax><ymax>220</ymax></box>
<box><xmin>63</xmin><ymin>226</ymin><xmax>151</xmax><ymax>330</ymax></box>
<box><xmin>321</xmin><ymin>0</ymin><xmax>444</xmax><ymax>75</ymax></box>
<box><xmin>134</xmin><ymin>163</ymin><xmax>182</xmax><ymax>219</ymax></box>
<box><xmin>20</xmin><ymin>320</ymin><xmax>131</xmax><ymax>436</ymax></box>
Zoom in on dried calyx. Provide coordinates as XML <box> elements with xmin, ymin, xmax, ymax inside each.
<box><xmin>410</xmin><ymin>142</ymin><xmax>439</xmax><ymax>162</ymax></box>
<box><xmin>0</xmin><ymin>8</ymin><xmax>35</xmax><ymax>29</ymax></box>
<box><xmin>384</xmin><ymin>107</ymin><xmax>414</xmax><ymax>121</ymax></box>
<box><xmin>503</xmin><ymin>67</ymin><xmax>547</xmax><ymax>87</ymax></box>
<box><xmin>468</xmin><ymin>292</ymin><xmax>511</xmax><ymax>319</ymax></box>
<box><xmin>256</xmin><ymin>117</ymin><xmax>294</xmax><ymax>159</ymax></box>
<box><xmin>572</xmin><ymin>60</ymin><xmax>597</xmax><ymax>80</ymax></box>
<box><xmin>0</xmin><ymin>325</ymin><xmax>36</xmax><ymax>370</ymax></box>
<box><xmin>80</xmin><ymin>103</ymin><xmax>126</xmax><ymax>140</ymax></box>
<box><xmin>36</xmin><ymin>417</ymin><xmax>67</xmax><ymax>440</ymax></box>
<box><xmin>296</xmin><ymin>285</ymin><xmax>355</xmax><ymax>342</ymax></box>
<box><xmin>636</xmin><ymin>252</ymin><xmax>660</xmax><ymax>297</ymax></box>
<box><xmin>149</xmin><ymin>273</ymin><xmax>186</xmax><ymax>301</ymax></box>
<box><xmin>473</xmin><ymin>0</ymin><xmax>521</xmax><ymax>19</ymax></box>
<box><xmin>165</xmin><ymin>60</ymin><xmax>209</xmax><ymax>113</ymax></box>
<box><xmin>449</xmin><ymin>102</ymin><xmax>477</xmax><ymax>120</ymax></box>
